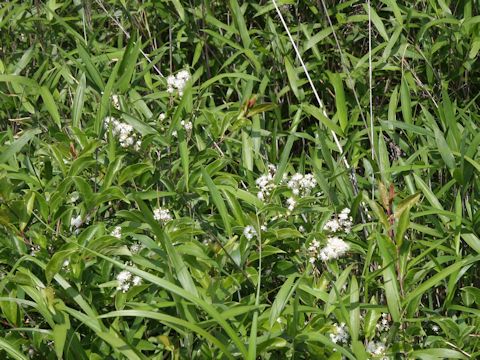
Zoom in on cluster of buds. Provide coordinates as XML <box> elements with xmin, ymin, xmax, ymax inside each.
<box><xmin>104</xmin><ymin>117</ymin><xmax>141</xmax><ymax>150</ymax></box>
<box><xmin>167</xmin><ymin>70</ymin><xmax>190</xmax><ymax>96</ymax></box>
<box><xmin>153</xmin><ymin>207</ymin><xmax>173</xmax><ymax>224</ymax></box>
<box><xmin>323</xmin><ymin>208</ymin><xmax>353</xmax><ymax>234</ymax></box>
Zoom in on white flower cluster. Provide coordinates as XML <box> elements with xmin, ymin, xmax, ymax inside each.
<box><xmin>116</xmin><ymin>269</ymin><xmax>142</xmax><ymax>293</ymax></box>
<box><xmin>167</xmin><ymin>70</ymin><xmax>190</xmax><ymax>96</ymax></box>
<box><xmin>287</xmin><ymin>173</ymin><xmax>317</xmax><ymax>197</ymax></box>
<box><xmin>329</xmin><ymin>322</ymin><xmax>349</xmax><ymax>344</ymax></box>
<box><xmin>431</xmin><ymin>324</ymin><xmax>440</xmax><ymax>333</ymax></box>
<box><xmin>307</xmin><ymin>239</ymin><xmax>321</xmax><ymax>264</ymax></box>
<box><xmin>256</xmin><ymin>164</ymin><xmax>277</xmax><ymax>201</ymax></box>
<box><xmin>111</xmin><ymin>226</ymin><xmax>122</xmax><ymax>239</ymax></box>
<box><xmin>180</xmin><ymin>120</ymin><xmax>193</xmax><ymax>132</ymax></box>
<box><xmin>153</xmin><ymin>207</ymin><xmax>172</xmax><ymax>224</ymax></box>
<box><xmin>323</xmin><ymin>208</ymin><xmax>353</xmax><ymax>234</ymax></box>
<box><xmin>104</xmin><ymin>117</ymin><xmax>141</xmax><ymax>150</ymax></box>
<box><xmin>286</xmin><ymin>197</ymin><xmax>296</xmax><ymax>211</ymax></box>
<box><xmin>129</xmin><ymin>242</ymin><xmax>143</xmax><ymax>254</ymax></box>
<box><xmin>30</xmin><ymin>244</ymin><xmax>41</xmax><ymax>257</ymax></box>
<box><xmin>111</xmin><ymin>94</ymin><xmax>121</xmax><ymax>110</ymax></box>
<box><xmin>319</xmin><ymin>236</ymin><xmax>350</xmax><ymax>261</ymax></box>
<box><xmin>376</xmin><ymin>313</ymin><xmax>390</xmax><ymax>333</ymax></box>
<box><xmin>366</xmin><ymin>341</ymin><xmax>388</xmax><ymax>359</ymax></box>
<box><xmin>243</xmin><ymin>225</ymin><xmax>257</xmax><ymax>240</ymax></box>
<box><xmin>71</xmin><ymin>215</ymin><xmax>82</xmax><ymax>228</ymax></box>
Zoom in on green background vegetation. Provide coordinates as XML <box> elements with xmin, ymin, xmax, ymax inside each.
<box><xmin>1</xmin><ymin>0</ymin><xmax>480</xmax><ymax>358</ymax></box>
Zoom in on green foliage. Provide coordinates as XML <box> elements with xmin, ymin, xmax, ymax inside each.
<box><xmin>1</xmin><ymin>0</ymin><xmax>480</xmax><ymax>358</ymax></box>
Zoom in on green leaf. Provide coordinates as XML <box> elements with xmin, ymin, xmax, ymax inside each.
<box><xmin>179</xmin><ymin>130</ymin><xmax>190</xmax><ymax>191</ymax></box>
<box><xmin>400</xmin><ymin>76</ymin><xmax>412</xmax><ymax>124</ymax></box>
<box><xmin>229</xmin><ymin>0</ymin><xmax>251</xmax><ymax>48</ymax></box>
<box><xmin>170</xmin><ymin>0</ymin><xmax>185</xmax><ymax>21</ymax></box>
<box><xmin>116</xmin><ymin>35</ymin><xmax>142</xmax><ymax>93</ymax></box>
<box><xmin>434</xmin><ymin>127</ymin><xmax>455</xmax><ymax>169</ymax></box>
<box><xmin>95</xmin><ymin>60</ymin><xmax>120</xmax><ymax>135</ymax></box>
<box><xmin>461</xmin><ymin>234</ymin><xmax>480</xmax><ymax>254</ymax></box>
<box><xmin>53</xmin><ymin>312</ymin><xmax>71</xmax><ymax>359</ymax></box>
<box><xmin>409</xmin><ymin>348</ymin><xmax>468</xmax><ymax>360</ymax></box>
<box><xmin>0</xmin><ymin>128</ymin><xmax>41</xmax><ymax>164</ymax></box>
<box><xmin>39</xmin><ymin>86</ymin><xmax>61</xmax><ymax>129</ymax></box>
<box><xmin>269</xmin><ymin>274</ymin><xmax>299</xmax><ymax>328</ymax></box>
<box><xmin>45</xmin><ymin>245</ymin><xmax>77</xmax><ymax>283</ymax></box>
<box><xmin>303</xmin><ymin>104</ymin><xmax>343</xmax><ymax>136</ymax></box>
<box><xmin>363</xmin><ymin>3</ymin><xmax>389</xmax><ymax>41</ymax></box>
<box><xmin>201</xmin><ymin>168</ymin><xmax>232</xmax><ymax>237</ymax></box>
<box><xmin>99</xmin><ymin>310</ymin><xmax>234</xmax><ymax>359</ymax></box>
<box><xmin>403</xmin><ymin>256</ymin><xmax>479</xmax><ymax>306</ymax></box>
<box><xmin>377</xmin><ymin>233</ymin><xmax>401</xmax><ymax>322</ymax></box>
<box><xmin>0</xmin><ymin>337</ymin><xmax>28</xmax><ymax>360</ymax></box>
<box><xmin>349</xmin><ymin>276</ymin><xmax>360</xmax><ymax>341</ymax></box>
<box><xmin>76</xmin><ymin>42</ymin><xmax>104</xmax><ymax>91</ymax></box>
<box><xmin>82</xmin><ymin>248</ymin><xmax>249</xmax><ymax>358</ymax></box>
<box><xmin>328</xmin><ymin>72</ymin><xmax>348</xmax><ymax>132</ymax></box>
<box><xmin>284</xmin><ymin>57</ymin><xmax>299</xmax><ymax>99</ymax></box>
<box><xmin>135</xmin><ymin>199</ymin><xmax>199</xmax><ymax>298</ymax></box>
<box><xmin>72</xmin><ymin>73</ymin><xmax>86</xmax><ymax>129</ymax></box>
<box><xmin>395</xmin><ymin>192</ymin><xmax>421</xmax><ymax>219</ymax></box>
<box><xmin>117</xmin><ymin>163</ymin><xmax>153</xmax><ymax>186</ymax></box>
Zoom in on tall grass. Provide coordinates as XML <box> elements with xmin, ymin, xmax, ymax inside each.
<box><xmin>0</xmin><ymin>0</ymin><xmax>480</xmax><ymax>358</ymax></box>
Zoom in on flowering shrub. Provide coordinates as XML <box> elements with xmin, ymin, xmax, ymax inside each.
<box><xmin>0</xmin><ymin>1</ymin><xmax>479</xmax><ymax>359</ymax></box>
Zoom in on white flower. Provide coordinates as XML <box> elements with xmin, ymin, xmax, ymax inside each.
<box><xmin>261</xmin><ymin>224</ymin><xmax>267</xmax><ymax>232</ymax></box>
<box><xmin>338</xmin><ymin>208</ymin><xmax>350</xmax><ymax>219</ymax></box>
<box><xmin>117</xmin><ymin>270</ymin><xmax>132</xmax><ymax>283</ymax></box>
<box><xmin>376</xmin><ymin>313</ymin><xmax>390</xmax><ymax>332</ymax></box>
<box><xmin>30</xmin><ymin>244</ymin><xmax>41</xmax><ymax>256</ymax></box>
<box><xmin>116</xmin><ymin>269</ymin><xmax>142</xmax><ymax>293</ymax></box>
<box><xmin>299</xmin><ymin>225</ymin><xmax>305</xmax><ymax>233</ymax></box>
<box><xmin>431</xmin><ymin>324</ymin><xmax>440</xmax><ymax>333</ymax></box>
<box><xmin>166</xmin><ymin>75</ymin><xmax>176</xmax><ymax>87</ymax></box>
<box><xmin>129</xmin><ymin>242</ymin><xmax>143</xmax><ymax>254</ymax></box>
<box><xmin>104</xmin><ymin>117</ymin><xmax>141</xmax><ymax>149</ymax></box>
<box><xmin>71</xmin><ymin>215</ymin><xmax>82</xmax><ymax>228</ymax></box>
<box><xmin>181</xmin><ymin>120</ymin><xmax>193</xmax><ymax>131</ymax></box>
<box><xmin>153</xmin><ymin>207</ymin><xmax>172</xmax><ymax>224</ymax></box>
<box><xmin>243</xmin><ymin>225</ymin><xmax>257</xmax><ymax>240</ymax></box>
<box><xmin>323</xmin><ymin>219</ymin><xmax>340</xmax><ymax>232</ymax></box>
<box><xmin>287</xmin><ymin>173</ymin><xmax>317</xmax><ymax>197</ymax></box>
<box><xmin>258</xmin><ymin>191</ymin><xmax>266</xmax><ymax>201</ymax></box>
<box><xmin>62</xmin><ymin>259</ymin><xmax>70</xmax><ymax>268</ymax></box>
<box><xmin>134</xmin><ymin>140</ymin><xmax>142</xmax><ymax>151</ymax></box>
<box><xmin>159</xmin><ymin>113</ymin><xmax>166</xmax><ymax>121</ymax></box>
<box><xmin>307</xmin><ymin>239</ymin><xmax>321</xmax><ymax>264</ymax></box>
<box><xmin>166</xmin><ymin>70</ymin><xmax>190</xmax><ymax>96</ymax></box>
<box><xmin>329</xmin><ymin>323</ymin><xmax>349</xmax><ymax>344</ymax></box>
<box><xmin>111</xmin><ymin>94</ymin><xmax>120</xmax><ymax>110</ymax></box>
<box><xmin>319</xmin><ymin>236</ymin><xmax>350</xmax><ymax>261</ymax></box>
<box><xmin>177</xmin><ymin>69</ymin><xmax>190</xmax><ymax>80</ymax></box>
<box><xmin>255</xmin><ymin>166</ymin><xmax>277</xmax><ymax>201</ymax></box>
<box><xmin>308</xmin><ymin>239</ymin><xmax>320</xmax><ymax>252</ymax></box>
<box><xmin>366</xmin><ymin>341</ymin><xmax>387</xmax><ymax>358</ymax></box>
<box><xmin>286</xmin><ymin>197</ymin><xmax>296</xmax><ymax>211</ymax></box>
<box><xmin>111</xmin><ymin>226</ymin><xmax>122</xmax><ymax>239</ymax></box>
<box><xmin>323</xmin><ymin>208</ymin><xmax>353</xmax><ymax>233</ymax></box>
